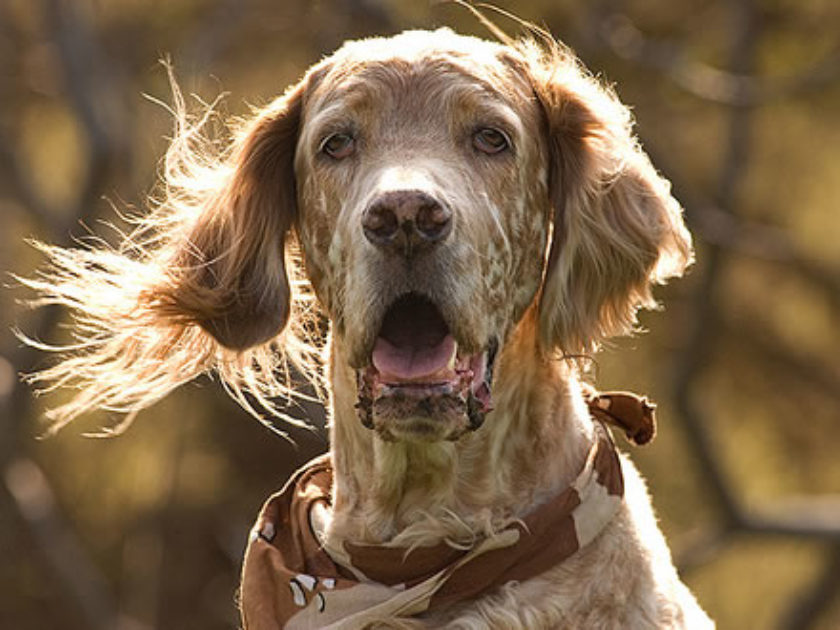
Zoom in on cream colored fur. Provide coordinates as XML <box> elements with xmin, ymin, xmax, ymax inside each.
<box><xmin>23</xmin><ymin>28</ymin><xmax>713</xmax><ymax>628</ymax></box>
<box><xmin>325</xmin><ymin>314</ymin><xmax>713</xmax><ymax>628</ymax></box>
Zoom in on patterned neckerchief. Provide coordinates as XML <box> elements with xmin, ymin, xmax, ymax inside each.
<box><xmin>239</xmin><ymin>391</ymin><xmax>654</xmax><ymax>630</ymax></box>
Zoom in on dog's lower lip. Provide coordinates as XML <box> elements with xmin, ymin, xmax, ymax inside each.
<box><xmin>379</xmin><ymin>382</ymin><xmax>454</xmax><ymax>396</ymax></box>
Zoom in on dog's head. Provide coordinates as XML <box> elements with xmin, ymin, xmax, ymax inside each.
<box><xmin>166</xmin><ymin>29</ymin><xmax>692</xmax><ymax>442</ymax></box>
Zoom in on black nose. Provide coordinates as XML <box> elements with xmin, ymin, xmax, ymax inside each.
<box><xmin>362</xmin><ymin>190</ymin><xmax>452</xmax><ymax>256</ymax></box>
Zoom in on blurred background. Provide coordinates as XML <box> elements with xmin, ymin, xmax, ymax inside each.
<box><xmin>1</xmin><ymin>0</ymin><xmax>838</xmax><ymax>628</ymax></box>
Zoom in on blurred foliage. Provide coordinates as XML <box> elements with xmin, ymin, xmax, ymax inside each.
<box><xmin>1</xmin><ymin>1</ymin><xmax>839</xmax><ymax>629</ymax></box>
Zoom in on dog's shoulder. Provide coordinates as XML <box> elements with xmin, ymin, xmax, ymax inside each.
<box><xmin>430</xmin><ymin>457</ymin><xmax>714</xmax><ymax>629</ymax></box>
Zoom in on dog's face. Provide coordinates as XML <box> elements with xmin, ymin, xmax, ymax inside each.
<box><xmin>294</xmin><ymin>31</ymin><xmax>552</xmax><ymax>441</ymax></box>
<box><xmin>168</xmin><ymin>29</ymin><xmax>692</xmax><ymax>443</ymax></box>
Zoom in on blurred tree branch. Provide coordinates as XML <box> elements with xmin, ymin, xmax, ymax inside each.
<box><xmin>2</xmin><ymin>458</ymin><xmax>118</xmax><ymax>629</ymax></box>
<box><xmin>779</xmin><ymin>545</ymin><xmax>840</xmax><ymax>630</ymax></box>
<box><xmin>596</xmin><ymin>12</ymin><xmax>840</xmax><ymax>106</ymax></box>
<box><xmin>5</xmin><ymin>0</ymin><xmax>128</xmax><ymax>395</ymax></box>
<box><xmin>575</xmin><ymin>1</ymin><xmax>840</xmax><ymax>626</ymax></box>
<box><xmin>723</xmin><ymin>315</ymin><xmax>840</xmax><ymax>401</ymax></box>
<box><xmin>640</xmin><ymin>143</ymin><xmax>840</xmax><ymax>313</ymax></box>
<box><xmin>176</xmin><ymin>0</ymin><xmax>246</xmax><ymax>74</ymax></box>
<box><xmin>1</xmin><ymin>1</ymin><xmax>132</xmax><ymax>628</ymax></box>
<box><xmin>690</xmin><ymin>204</ymin><xmax>840</xmax><ymax>310</ymax></box>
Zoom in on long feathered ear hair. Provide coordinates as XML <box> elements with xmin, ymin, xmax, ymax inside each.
<box><xmin>515</xmin><ymin>38</ymin><xmax>694</xmax><ymax>356</ymax></box>
<box><xmin>19</xmin><ymin>65</ymin><xmax>327</xmax><ymax>434</ymax></box>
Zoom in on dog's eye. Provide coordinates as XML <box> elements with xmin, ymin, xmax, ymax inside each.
<box><xmin>472</xmin><ymin>128</ymin><xmax>510</xmax><ymax>155</ymax></box>
<box><xmin>321</xmin><ymin>133</ymin><xmax>356</xmax><ymax>160</ymax></box>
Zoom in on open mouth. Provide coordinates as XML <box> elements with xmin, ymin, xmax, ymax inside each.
<box><xmin>356</xmin><ymin>292</ymin><xmax>497</xmax><ymax>441</ymax></box>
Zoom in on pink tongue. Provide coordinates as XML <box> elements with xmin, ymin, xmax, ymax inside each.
<box><xmin>372</xmin><ymin>334</ymin><xmax>456</xmax><ymax>381</ymax></box>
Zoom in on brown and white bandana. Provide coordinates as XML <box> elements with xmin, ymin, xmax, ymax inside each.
<box><xmin>239</xmin><ymin>392</ymin><xmax>653</xmax><ymax>630</ymax></box>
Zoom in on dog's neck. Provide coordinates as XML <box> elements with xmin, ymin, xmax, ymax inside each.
<box><xmin>324</xmin><ymin>315</ymin><xmax>596</xmax><ymax>547</ymax></box>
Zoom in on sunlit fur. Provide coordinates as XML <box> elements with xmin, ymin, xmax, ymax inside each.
<box><xmin>515</xmin><ymin>38</ymin><xmax>693</xmax><ymax>354</ymax></box>
<box><xmin>19</xmin><ymin>67</ymin><xmax>325</xmax><ymax>434</ymax></box>
<box><xmin>22</xmin><ymin>28</ymin><xmax>711</xmax><ymax>628</ymax></box>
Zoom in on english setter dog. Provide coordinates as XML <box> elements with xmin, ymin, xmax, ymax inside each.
<box><xmin>25</xmin><ymin>28</ymin><xmax>714</xmax><ymax>629</ymax></box>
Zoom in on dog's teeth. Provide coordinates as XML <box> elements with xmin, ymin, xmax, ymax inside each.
<box><xmin>448</xmin><ymin>341</ymin><xmax>458</xmax><ymax>370</ymax></box>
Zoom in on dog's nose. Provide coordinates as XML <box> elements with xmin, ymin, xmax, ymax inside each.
<box><xmin>362</xmin><ymin>190</ymin><xmax>452</xmax><ymax>256</ymax></box>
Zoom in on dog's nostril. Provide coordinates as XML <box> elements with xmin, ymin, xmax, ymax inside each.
<box><xmin>362</xmin><ymin>205</ymin><xmax>400</xmax><ymax>242</ymax></box>
<box><xmin>416</xmin><ymin>202</ymin><xmax>451</xmax><ymax>241</ymax></box>
<box><xmin>362</xmin><ymin>191</ymin><xmax>451</xmax><ymax>254</ymax></box>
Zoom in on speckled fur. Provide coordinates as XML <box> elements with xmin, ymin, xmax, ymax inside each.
<box><xmin>288</xmin><ymin>30</ymin><xmax>711</xmax><ymax>628</ymax></box>
<box><xmin>24</xmin><ymin>26</ymin><xmax>712</xmax><ymax>629</ymax></box>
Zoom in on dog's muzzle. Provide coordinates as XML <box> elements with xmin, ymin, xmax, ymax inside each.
<box><xmin>355</xmin><ymin>293</ymin><xmax>497</xmax><ymax>442</ymax></box>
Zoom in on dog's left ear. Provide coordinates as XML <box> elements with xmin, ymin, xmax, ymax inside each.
<box><xmin>522</xmin><ymin>45</ymin><xmax>693</xmax><ymax>355</ymax></box>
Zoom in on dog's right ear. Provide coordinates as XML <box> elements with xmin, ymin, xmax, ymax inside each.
<box><xmin>152</xmin><ymin>73</ymin><xmax>315</xmax><ymax>350</ymax></box>
<box><xmin>20</xmin><ymin>66</ymin><xmax>333</xmax><ymax>429</ymax></box>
